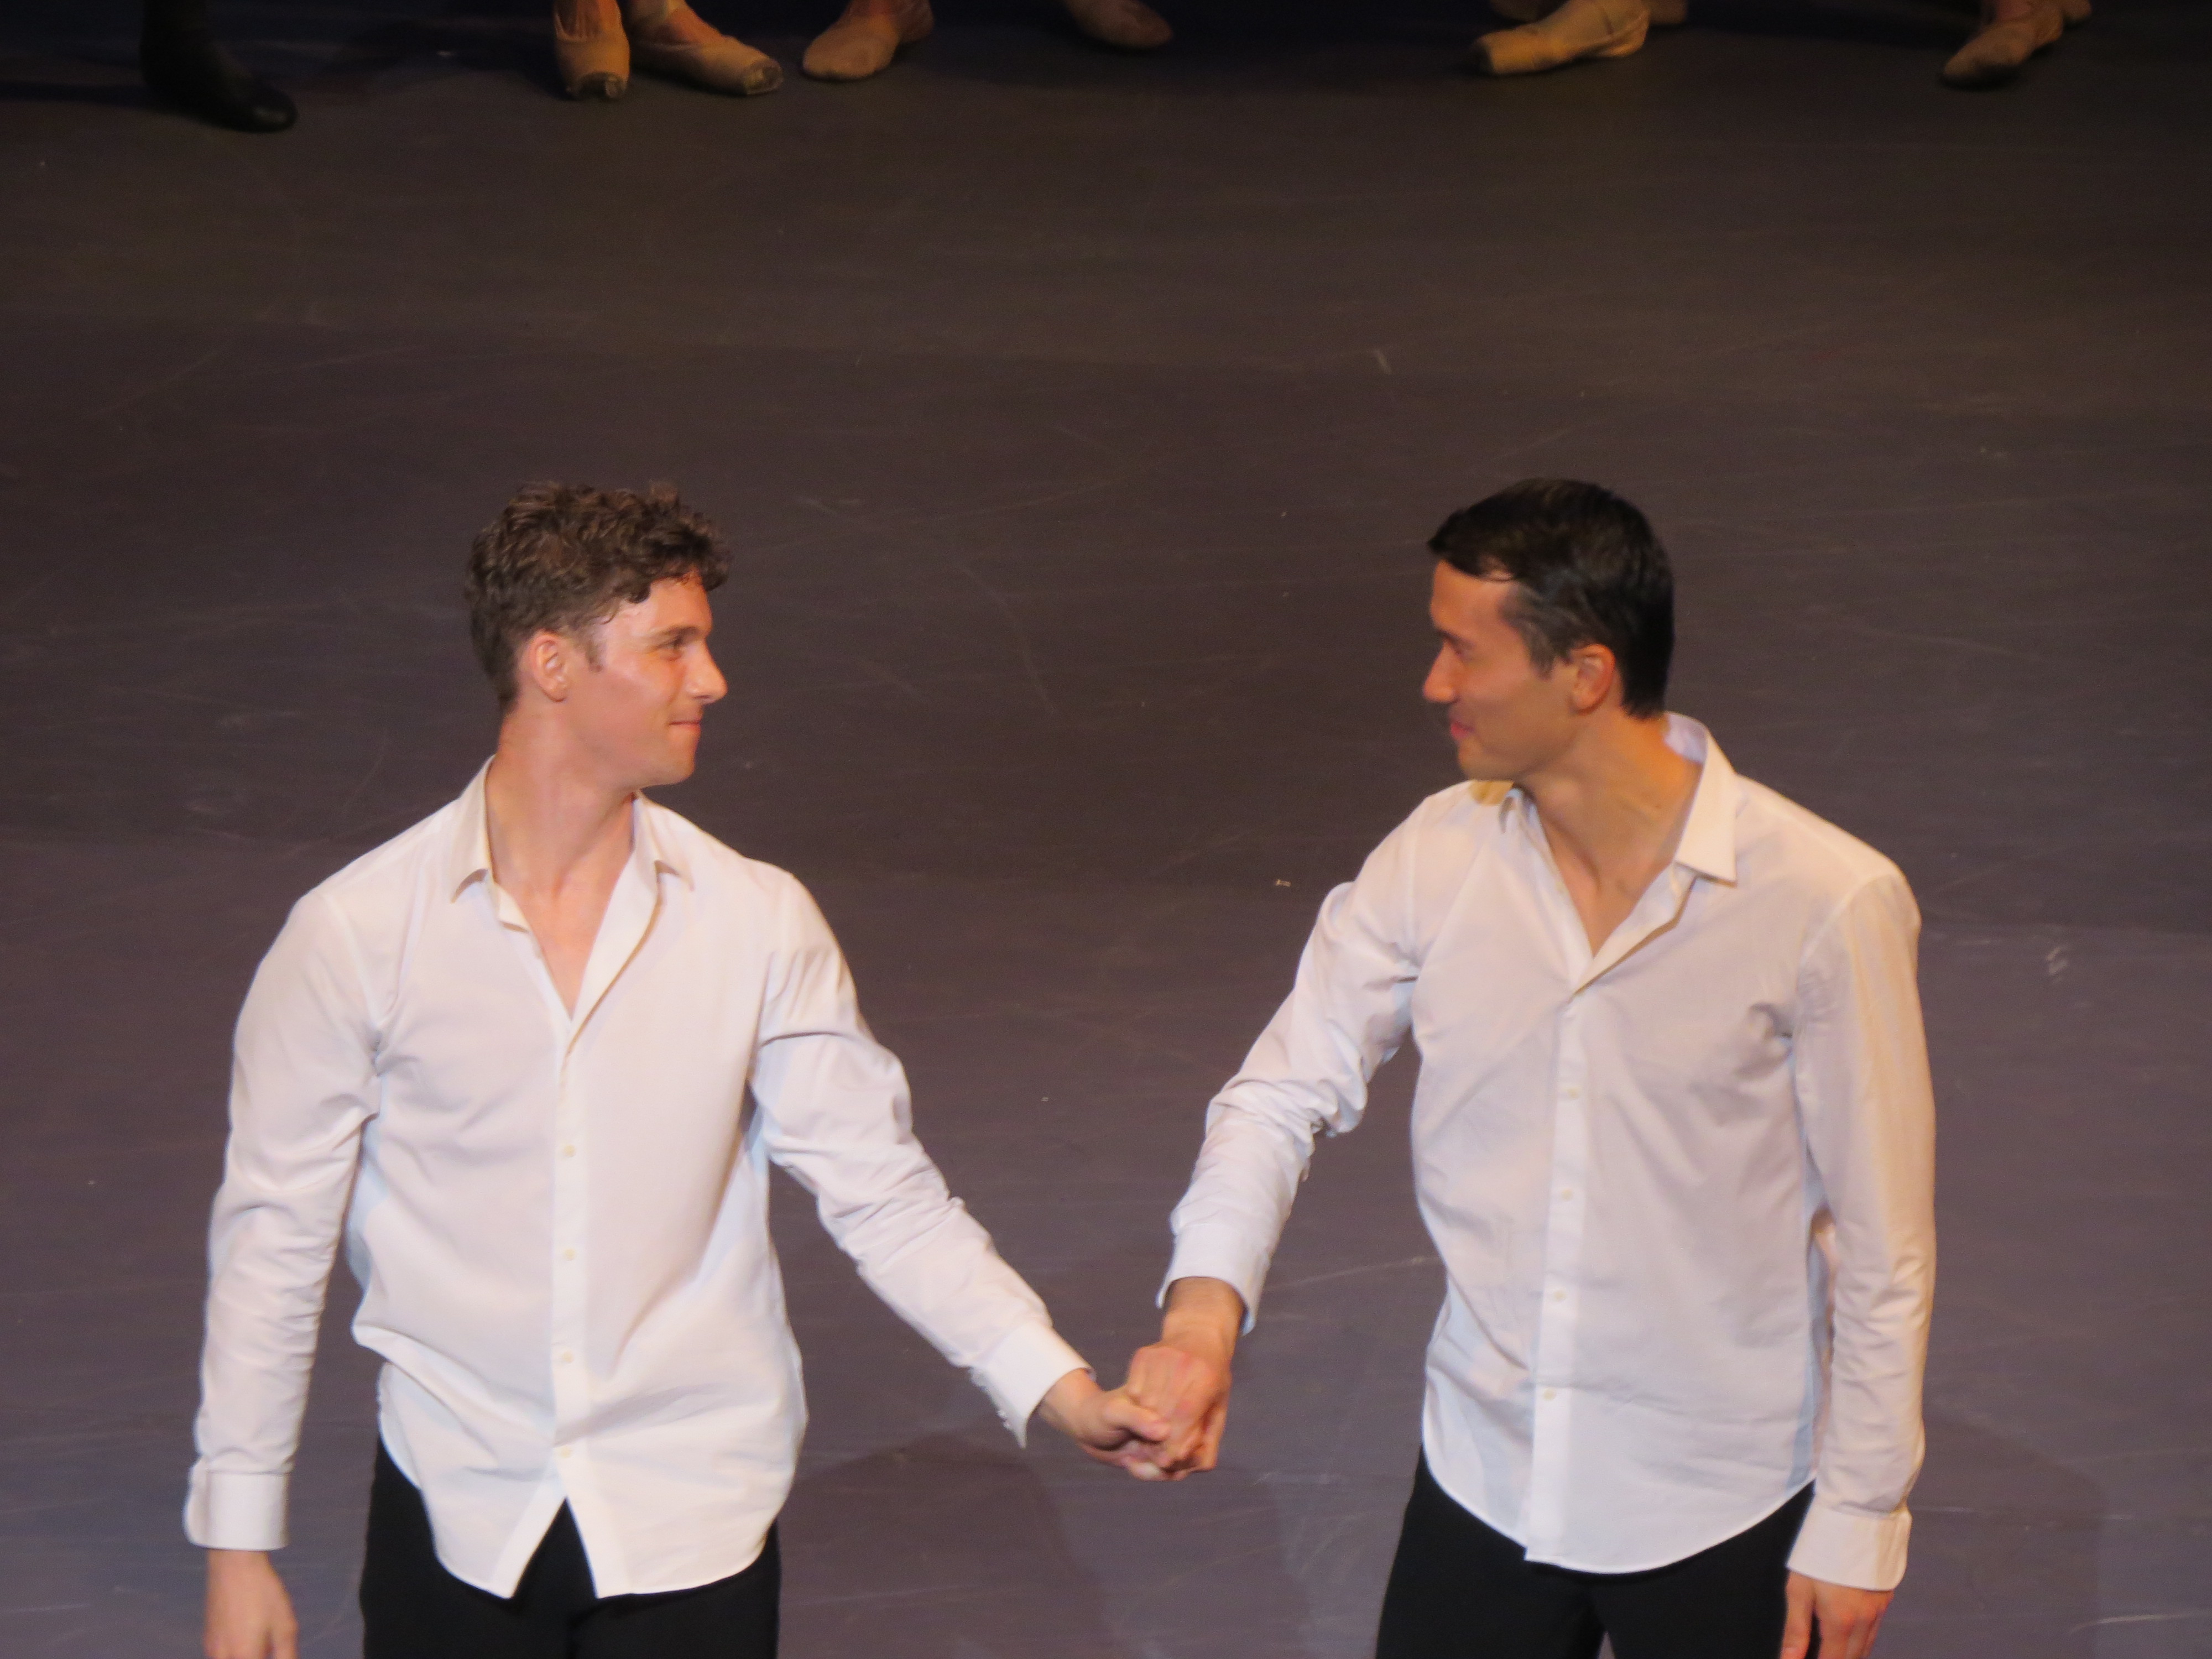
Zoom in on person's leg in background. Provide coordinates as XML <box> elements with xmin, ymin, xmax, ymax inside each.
<box><xmin>139</xmin><ymin>0</ymin><xmax>296</xmax><ymax>133</ymax></box>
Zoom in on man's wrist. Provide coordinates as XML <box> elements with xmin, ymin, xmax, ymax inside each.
<box><xmin>1160</xmin><ymin>1276</ymin><xmax>1244</xmax><ymax>1360</ymax></box>
<box><xmin>1035</xmin><ymin>1365</ymin><xmax>1100</xmax><ymax>1434</ymax></box>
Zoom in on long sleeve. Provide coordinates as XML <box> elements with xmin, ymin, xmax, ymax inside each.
<box><xmin>1164</xmin><ymin>825</ymin><xmax>1423</xmax><ymax>1326</ymax></box>
<box><xmin>186</xmin><ymin>891</ymin><xmax>379</xmax><ymax>1551</ymax></box>
<box><xmin>752</xmin><ymin>878</ymin><xmax>1084</xmax><ymax>1441</ymax></box>
<box><xmin>1786</xmin><ymin>867</ymin><xmax>1938</xmax><ymax>1591</ymax></box>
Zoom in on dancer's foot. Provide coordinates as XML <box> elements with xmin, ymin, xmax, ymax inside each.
<box><xmin>140</xmin><ymin>22</ymin><xmax>296</xmax><ymax>131</ymax></box>
<box><xmin>802</xmin><ymin>0</ymin><xmax>932</xmax><ymax>80</ymax></box>
<box><xmin>627</xmin><ymin>0</ymin><xmax>781</xmax><ymax>92</ymax></box>
<box><xmin>1064</xmin><ymin>0</ymin><xmax>1172</xmax><ymax>50</ymax></box>
<box><xmin>555</xmin><ymin>0</ymin><xmax>629</xmax><ymax>99</ymax></box>
<box><xmin>1489</xmin><ymin>0</ymin><xmax>1681</xmax><ymax>25</ymax></box>
<box><xmin>1942</xmin><ymin>0</ymin><xmax>2079</xmax><ymax>86</ymax></box>
<box><xmin>1471</xmin><ymin>0</ymin><xmax>1649</xmax><ymax>74</ymax></box>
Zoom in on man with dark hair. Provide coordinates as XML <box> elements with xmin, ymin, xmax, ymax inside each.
<box><xmin>189</xmin><ymin>483</ymin><xmax>1168</xmax><ymax>1659</ymax></box>
<box><xmin>1121</xmin><ymin>479</ymin><xmax>1935</xmax><ymax>1659</ymax></box>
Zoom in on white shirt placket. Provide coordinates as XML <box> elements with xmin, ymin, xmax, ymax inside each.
<box><xmin>1525</xmin><ymin>987</ymin><xmax>1593</xmax><ymax>1553</ymax></box>
<box><xmin>551</xmin><ymin>1035</ymin><xmax>588</xmax><ymax>1467</ymax></box>
<box><xmin>1519</xmin><ymin>812</ymin><xmax>1696</xmax><ymax>1558</ymax></box>
<box><xmin>484</xmin><ymin>873</ymin><xmax>597</xmax><ymax>1476</ymax></box>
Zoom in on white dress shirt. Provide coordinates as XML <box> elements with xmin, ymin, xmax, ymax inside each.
<box><xmin>187</xmin><ymin>766</ymin><xmax>1087</xmax><ymax>1597</ymax></box>
<box><xmin>1166</xmin><ymin>717</ymin><xmax>1934</xmax><ymax>1590</ymax></box>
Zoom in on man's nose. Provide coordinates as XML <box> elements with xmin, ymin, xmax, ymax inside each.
<box><xmin>694</xmin><ymin>646</ymin><xmax>728</xmax><ymax>705</ymax></box>
<box><xmin>1421</xmin><ymin>651</ymin><xmax>1455</xmax><ymax>705</ymax></box>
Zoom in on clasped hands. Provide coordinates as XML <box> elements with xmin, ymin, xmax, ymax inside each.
<box><xmin>1045</xmin><ymin>1276</ymin><xmax>1241</xmax><ymax>1480</ymax></box>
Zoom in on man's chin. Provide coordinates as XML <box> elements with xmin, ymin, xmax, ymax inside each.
<box><xmin>638</xmin><ymin>741</ymin><xmax>701</xmax><ymax>790</ymax></box>
<box><xmin>1453</xmin><ymin>743</ymin><xmax>1514</xmax><ymax>785</ymax></box>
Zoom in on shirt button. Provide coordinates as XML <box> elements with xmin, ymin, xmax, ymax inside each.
<box><xmin>561</xmin><ymin>1145</ymin><xmax>577</xmax><ymax>1159</ymax></box>
<box><xmin>562</xmin><ymin>1249</ymin><xmax>577</xmax><ymax>1261</ymax></box>
<box><xmin>559</xmin><ymin>1352</ymin><xmax>575</xmax><ymax>1364</ymax></box>
<box><xmin>558</xmin><ymin>1447</ymin><xmax>572</xmax><ymax>1459</ymax></box>
<box><xmin>1542</xmin><ymin>1389</ymin><xmax>1557</xmax><ymax>1401</ymax></box>
<box><xmin>1565</xmin><ymin>1086</ymin><xmax>1582</xmax><ymax>1100</ymax></box>
<box><xmin>1558</xmin><ymin>1187</ymin><xmax>1574</xmax><ymax>1200</ymax></box>
<box><xmin>1552</xmin><ymin>1290</ymin><xmax>1567</xmax><ymax>1302</ymax></box>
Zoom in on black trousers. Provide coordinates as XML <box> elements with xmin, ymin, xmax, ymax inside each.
<box><xmin>1376</xmin><ymin>1456</ymin><xmax>1817</xmax><ymax>1659</ymax></box>
<box><xmin>360</xmin><ymin>1444</ymin><xmax>781</xmax><ymax>1659</ymax></box>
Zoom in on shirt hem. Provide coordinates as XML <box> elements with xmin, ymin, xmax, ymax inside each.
<box><xmin>1419</xmin><ymin>1439</ymin><xmax>1816</xmax><ymax>1577</ymax></box>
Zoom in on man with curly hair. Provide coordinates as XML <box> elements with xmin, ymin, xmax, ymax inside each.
<box><xmin>187</xmin><ymin>483</ymin><xmax>1167</xmax><ymax>1659</ymax></box>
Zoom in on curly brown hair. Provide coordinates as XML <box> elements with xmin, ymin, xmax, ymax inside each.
<box><xmin>465</xmin><ymin>482</ymin><xmax>731</xmax><ymax>710</ymax></box>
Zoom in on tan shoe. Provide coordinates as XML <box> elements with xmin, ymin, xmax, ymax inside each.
<box><xmin>1488</xmin><ymin>0</ymin><xmax>1681</xmax><ymax>23</ymax></box>
<box><xmin>1064</xmin><ymin>0</ymin><xmax>1172</xmax><ymax>49</ymax></box>
<box><xmin>554</xmin><ymin>0</ymin><xmax>629</xmax><ymax>98</ymax></box>
<box><xmin>1472</xmin><ymin>0</ymin><xmax>1648</xmax><ymax>74</ymax></box>
<box><xmin>627</xmin><ymin>0</ymin><xmax>782</xmax><ymax>92</ymax></box>
<box><xmin>1941</xmin><ymin>0</ymin><xmax>2072</xmax><ymax>86</ymax></box>
<box><xmin>802</xmin><ymin>0</ymin><xmax>932</xmax><ymax>80</ymax></box>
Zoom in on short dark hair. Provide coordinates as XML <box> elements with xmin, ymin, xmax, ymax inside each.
<box><xmin>1428</xmin><ymin>479</ymin><xmax>1673</xmax><ymax>719</ymax></box>
<box><xmin>465</xmin><ymin>482</ymin><xmax>730</xmax><ymax>709</ymax></box>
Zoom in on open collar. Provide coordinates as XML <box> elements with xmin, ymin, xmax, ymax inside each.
<box><xmin>445</xmin><ymin>761</ymin><xmax>692</xmax><ymax>902</ymax></box>
<box><xmin>1489</xmin><ymin>712</ymin><xmax>1740</xmax><ymax>886</ymax></box>
<box><xmin>1663</xmin><ymin>714</ymin><xmax>1740</xmax><ymax>886</ymax></box>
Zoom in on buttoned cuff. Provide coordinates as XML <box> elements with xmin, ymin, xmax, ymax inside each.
<box><xmin>970</xmin><ymin>1321</ymin><xmax>1089</xmax><ymax>1447</ymax></box>
<box><xmin>1786</xmin><ymin>1495</ymin><xmax>1911</xmax><ymax>1591</ymax></box>
<box><xmin>184</xmin><ymin>1465</ymin><xmax>289</xmax><ymax>1552</ymax></box>
<box><xmin>1159</xmin><ymin>1229</ymin><xmax>1269</xmax><ymax>1332</ymax></box>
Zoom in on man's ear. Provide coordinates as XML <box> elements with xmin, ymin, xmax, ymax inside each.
<box><xmin>519</xmin><ymin>629</ymin><xmax>574</xmax><ymax>703</ymax></box>
<box><xmin>1565</xmin><ymin>643</ymin><xmax>1619</xmax><ymax>715</ymax></box>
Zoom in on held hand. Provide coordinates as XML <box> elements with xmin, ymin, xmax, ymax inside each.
<box><xmin>1781</xmin><ymin>1571</ymin><xmax>1892</xmax><ymax>1659</ymax></box>
<box><xmin>1120</xmin><ymin>1276</ymin><xmax>1243</xmax><ymax>1479</ymax></box>
<box><xmin>1036</xmin><ymin>1369</ymin><xmax>1173</xmax><ymax>1474</ymax></box>
<box><xmin>205</xmin><ymin>1550</ymin><xmax>299</xmax><ymax>1659</ymax></box>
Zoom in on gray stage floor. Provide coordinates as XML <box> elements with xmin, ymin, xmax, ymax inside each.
<box><xmin>3</xmin><ymin>1</ymin><xmax>2209</xmax><ymax>1654</ymax></box>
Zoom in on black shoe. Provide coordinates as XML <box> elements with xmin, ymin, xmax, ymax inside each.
<box><xmin>141</xmin><ymin>24</ymin><xmax>298</xmax><ymax>132</ymax></box>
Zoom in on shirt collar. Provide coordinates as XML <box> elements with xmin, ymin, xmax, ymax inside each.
<box><xmin>446</xmin><ymin>761</ymin><xmax>693</xmax><ymax>901</ymax></box>
<box><xmin>1662</xmin><ymin>713</ymin><xmax>1739</xmax><ymax>885</ymax></box>
<box><xmin>1488</xmin><ymin>713</ymin><xmax>1740</xmax><ymax>886</ymax></box>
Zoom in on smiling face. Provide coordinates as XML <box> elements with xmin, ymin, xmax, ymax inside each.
<box><xmin>1421</xmin><ymin>560</ymin><xmax>1603</xmax><ymax>784</ymax></box>
<box><xmin>530</xmin><ymin>575</ymin><xmax>727</xmax><ymax>792</ymax></box>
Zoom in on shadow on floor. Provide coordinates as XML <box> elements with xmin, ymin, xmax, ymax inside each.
<box><xmin>778</xmin><ymin>1433</ymin><xmax>1139</xmax><ymax>1659</ymax></box>
<box><xmin>1884</xmin><ymin>1413</ymin><xmax>2104</xmax><ymax>1659</ymax></box>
